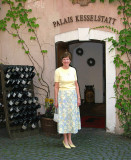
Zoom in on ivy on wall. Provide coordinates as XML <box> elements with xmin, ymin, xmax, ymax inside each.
<box><xmin>0</xmin><ymin>0</ymin><xmax>50</xmax><ymax>98</ymax></box>
<box><xmin>92</xmin><ymin>0</ymin><xmax>131</xmax><ymax>137</ymax></box>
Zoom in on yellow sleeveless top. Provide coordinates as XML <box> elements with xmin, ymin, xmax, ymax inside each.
<box><xmin>54</xmin><ymin>67</ymin><xmax>77</xmax><ymax>90</ymax></box>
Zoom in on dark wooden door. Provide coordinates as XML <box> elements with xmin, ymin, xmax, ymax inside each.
<box><xmin>55</xmin><ymin>42</ymin><xmax>69</xmax><ymax>68</ymax></box>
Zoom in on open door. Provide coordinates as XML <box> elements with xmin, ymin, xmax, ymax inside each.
<box><xmin>55</xmin><ymin>41</ymin><xmax>69</xmax><ymax>68</ymax></box>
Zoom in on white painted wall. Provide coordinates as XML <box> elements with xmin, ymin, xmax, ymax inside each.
<box><xmin>69</xmin><ymin>42</ymin><xmax>103</xmax><ymax>103</ymax></box>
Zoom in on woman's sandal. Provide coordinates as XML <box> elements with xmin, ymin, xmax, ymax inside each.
<box><xmin>63</xmin><ymin>141</ymin><xmax>71</xmax><ymax>149</ymax></box>
<box><xmin>68</xmin><ymin>142</ymin><xmax>76</xmax><ymax>148</ymax></box>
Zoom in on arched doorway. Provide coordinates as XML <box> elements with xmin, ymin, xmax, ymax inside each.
<box><xmin>55</xmin><ymin>28</ymin><xmax>116</xmax><ymax>133</ymax></box>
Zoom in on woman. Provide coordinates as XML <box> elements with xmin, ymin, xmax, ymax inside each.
<box><xmin>54</xmin><ymin>51</ymin><xmax>81</xmax><ymax>149</ymax></box>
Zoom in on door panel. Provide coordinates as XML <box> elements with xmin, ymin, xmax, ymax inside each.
<box><xmin>56</xmin><ymin>42</ymin><xmax>68</xmax><ymax>68</ymax></box>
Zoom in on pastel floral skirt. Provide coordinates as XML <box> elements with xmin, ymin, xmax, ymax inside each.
<box><xmin>58</xmin><ymin>89</ymin><xmax>81</xmax><ymax>134</ymax></box>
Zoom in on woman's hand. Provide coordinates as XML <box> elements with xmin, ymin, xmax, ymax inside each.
<box><xmin>77</xmin><ymin>98</ymin><xmax>81</xmax><ymax>107</ymax></box>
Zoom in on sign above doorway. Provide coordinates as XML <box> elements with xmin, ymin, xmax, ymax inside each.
<box><xmin>52</xmin><ymin>15</ymin><xmax>117</xmax><ymax>28</ymax></box>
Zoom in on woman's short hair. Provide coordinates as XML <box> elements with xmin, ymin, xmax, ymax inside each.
<box><xmin>61</xmin><ymin>50</ymin><xmax>72</xmax><ymax>61</ymax></box>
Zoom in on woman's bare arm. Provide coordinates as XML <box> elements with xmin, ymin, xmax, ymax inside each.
<box><xmin>54</xmin><ymin>82</ymin><xmax>59</xmax><ymax>108</ymax></box>
<box><xmin>75</xmin><ymin>81</ymin><xmax>81</xmax><ymax>106</ymax></box>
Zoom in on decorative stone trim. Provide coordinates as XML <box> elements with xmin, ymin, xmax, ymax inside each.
<box><xmin>55</xmin><ymin>28</ymin><xmax>116</xmax><ymax>133</ymax></box>
<box><xmin>70</xmin><ymin>0</ymin><xmax>92</xmax><ymax>6</ymax></box>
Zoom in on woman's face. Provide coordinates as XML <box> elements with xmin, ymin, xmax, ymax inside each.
<box><xmin>62</xmin><ymin>56</ymin><xmax>71</xmax><ymax>67</ymax></box>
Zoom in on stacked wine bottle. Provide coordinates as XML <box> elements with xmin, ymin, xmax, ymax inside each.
<box><xmin>4</xmin><ymin>65</ymin><xmax>41</xmax><ymax>132</ymax></box>
<box><xmin>0</xmin><ymin>74</ymin><xmax>5</xmax><ymax>128</ymax></box>
<box><xmin>0</xmin><ymin>102</ymin><xmax>6</xmax><ymax>127</ymax></box>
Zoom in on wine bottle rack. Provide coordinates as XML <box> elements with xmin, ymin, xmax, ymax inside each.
<box><xmin>0</xmin><ymin>71</ymin><xmax>5</xmax><ymax>128</ymax></box>
<box><xmin>0</xmin><ymin>64</ymin><xmax>40</xmax><ymax>138</ymax></box>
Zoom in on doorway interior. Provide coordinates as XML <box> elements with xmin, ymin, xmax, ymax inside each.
<box><xmin>55</xmin><ymin>40</ymin><xmax>106</xmax><ymax>129</ymax></box>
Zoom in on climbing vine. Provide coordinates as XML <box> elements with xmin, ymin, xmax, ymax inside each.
<box><xmin>92</xmin><ymin>0</ymin><xmax>131</xmax><ymax>137</ymax></box>
<box><xmin>0</xmin><ymin>0</ymin><xmax>50</xmax><ymax>98</ymax></box>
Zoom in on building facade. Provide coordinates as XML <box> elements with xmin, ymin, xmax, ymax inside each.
<box><xmin>0</xmin><ymin>0</ymin><xmax>128</xmax><ymax>134</ymax></box>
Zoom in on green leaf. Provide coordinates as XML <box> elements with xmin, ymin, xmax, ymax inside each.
<box><xmin>25</xmin><ymin>50</ymin><xmax>29</xmax><ymax>54</ymax></box>
<box><xmin>28</xmin><ymin>9</ymin><xmax>32</xmax><ymax>12</ymax></box>
<box><xmin>37</xmin><ymin>73</ymin><xmax>39</xmax><ymax>76</ymax></box>
<box><xmin>30</xmin><ymin>36</ymin><xmax>36</xmax><ymax>40</ymax></box>
<box><xmin>12</xmin><ymin>34</ymin><xmax>17</xmax><ymax>37</ymax></box>
<box><xmin>113</xmin><ymin>84</ymin><xmax>117</xmax><ymax>88</ymax></box>
<box><xmin>28</xmin><ymin>29</ymin><xmax>31</xmax><ymax>32</ymax></box>
<box><xmin>18</xmin><ymin>40</ymin><xmax>21</xmax><ymax>43</ymax></box>
<box><xmin>118</xmin><ymin>11</ymin><xmax>121</xmax><ymax>15</ymax></box>
<box><xmin>41</xmin><ymin>50</ymin><xmax>48</xmax><ymax>53</ymax></box>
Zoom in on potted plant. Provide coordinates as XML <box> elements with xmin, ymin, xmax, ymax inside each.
<box><xmin>40</xmin><ymin>98</ymin><xmax>58</xmax><ymax>136</ymax></box>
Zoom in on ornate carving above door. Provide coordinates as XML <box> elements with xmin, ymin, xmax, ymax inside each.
<box><xmin>70</xmin><ymin>0</ymin><xmax>92</xmax><ymax>6</ymax></box>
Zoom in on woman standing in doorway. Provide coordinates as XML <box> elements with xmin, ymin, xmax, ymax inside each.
<box><xmin>54</xmin><ymin>51</ymin><xmax>81</xmax><ymax>149</ymax></box>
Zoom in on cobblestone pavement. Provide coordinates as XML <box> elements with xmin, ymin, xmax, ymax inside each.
<box><xmin>0</xmin><ymin>128</ymin><xmax>131</xmax><ymax>160</ymax></box>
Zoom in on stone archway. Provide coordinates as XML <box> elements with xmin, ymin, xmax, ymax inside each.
<box><xmin>55</xmin><ymin>28</ymin><xmax>116</xmax><ymax>133</ymax></box>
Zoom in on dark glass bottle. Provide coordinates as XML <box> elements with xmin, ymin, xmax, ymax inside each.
<box><xmin>20</xmin><ymin>72</ymin><xmax>25</xmax><ymax>79</ymax></box>
<box><xmin>6</xmin><ymin>79</ymin><xmax>13</xmax><ymax>87</ymax></box>
<box><xmin>28</xmin><ymin>116</ymin><xmax>33</xmax><ymax>124</ymax></box>
<box><xmin>10</xmin><ymin>113</ymin><xmax>15</xmax><ymax>120</ymax></box>
<box><xmin>5</xmin><ymin>72</ymin><xmax>12</xmax><ymax>80</ymax></box>
<box><xmin>33</xmin><ymin>97</ymin><xmax>38</xmax><ymax>104</ymax></box>
<box><xmin>23</xmin><ymin>86</ymin><xmax>28</xmax><ymax>91</ymax></box>
<box><xmin>28</xmin><ymin>98</ymin><xmax>33</xmax><ymax>105</ymax></box>
<box><xmin>8</xmin><ymin>106</ymin><xmax>15</xmax><ymax>113</ymax></box>
<box><xmin>20</xmin><ymin>67</ymin><xmax>24</xmax><ymax>72</ymax></box>
<box><xmin>4</xmin><ymin>66</ymin><xmax>12</xmax><ymax>74</ymax></box>
<box><xmin>12</xmin><ymin>92</ymin><xmax>18</xmax><ymax>98</ymax></box>
<box><xmin>17</xmin><ymin>92</ymin><xmax>23</xmax><ymax>98</ymax></box>
<box><xmin>29</xmin><ymin>72</ymin><xmax>35</xmax><ymax>79</ymax></box>
<box><xmin>15</xmin><ymin>106</ymin><xmax>22</xmax><ymax>113</ymax></box>
<box><xmin>13</xmin><ymin>113</ymin><xmax>20</xmax><ymax>119</ymax></box>
<box><xmin>29</xmin><ymin>66</ymin><xmax>35</xmax><ymax>72</ymax></box>
<box><xmin>25</xmin><ymin>66</ymin><xmax>29</xmax><ymax>72</ymax></box>
<box><xmin>12</xmin><ymin>79</ymin><xmax>17</xmax><ymax>85</ymax></box>
<box><xmin>12</xmin><ymin>71</ymin><xmax>18</xmax><ymax>78</ymax></box>
<box><xmin>27</xmin><ymin>105</ymin><xmax>32</xmax><ymax>110</ymax></box>
<box><xmin>15</xmin><ymin>66</ymin><xmax>20</xmax><ymax>72</ymax></box>
<box><xmin>25</xmin><ymin>73</ymin><xmax>29</xmax><ymax>78</ymax></box>
<box><xmin>36</xmin><ymin>104</ymin><xmax>41</xmax><ymax>109</ymax></box>
<box><xmin>23</xmin><ymin>98</ymin><xmax>28</xmax><ymax>105</ymax></box>
<box><xmin>21</xmin><ymin>79</ymin><xmax>27</xmax><ymax>85</ymax></box>
<box><xmin>19</xmin><ymin>111</ymin><xmax>24</xmax><ymax>118</ymax></box>
<box><xmin>27</xmin><ymin>78</ymin><xmax>32</xmax><ymax>85</ymax></box>
<box><xmin>11</xmin><ymin>66</ymin><xmax>15</xmax><ymax>72</ymax></box>
<box><xmin>31</xmin><ymin>115</ymin><xmax>40</xmax><ymax>129</ymax></box>
<box><xmin>21</xmin><ymin>121</ymin><xmax>28</xmax><ymax>130</ymax></box>
<box><xmin>0</xmin><ymin>103</ymin><xmax>3</xmax><ymax>108</ymax></box>
<box><xmin>14</xmin><ymin>98</ymin><xmax>21</xmax><ymax>106</ymax></box>
<box><xmin>8</xmin><ymin>99</ymin><xmax>16</xmax><ymax>106</ymax></box>
<box><xmin>19</xmin><ymin>118</ymin><xmax>23</xmax><ymax>125</ymax></box>
<box><xmin>16</xmin><ymin>79</ymin><xmax>22</xmax><ymax>85</ymax></box>
<box><xmin>13</xmin><ymin>119</ymin><xmax>19</xmax><ymax>126</ymax></box>
<box><xmin>12</xmin><ymin>85</ymin><xmax>19</xmax><ymax>91</ymax></box>
<box><xmin>7</xmin><ymin>92</ymin><xmax>14</xmax><ymax>99</ymax></box>
<box><xmin>32</xmin><ymin>110</ymin><xmax>37</xmax><ymax>115</ymax></box>
<box><xmin>23</xmin><ymin>91</ymin><xmax>32</xmax><ymax>98</ymax></box>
